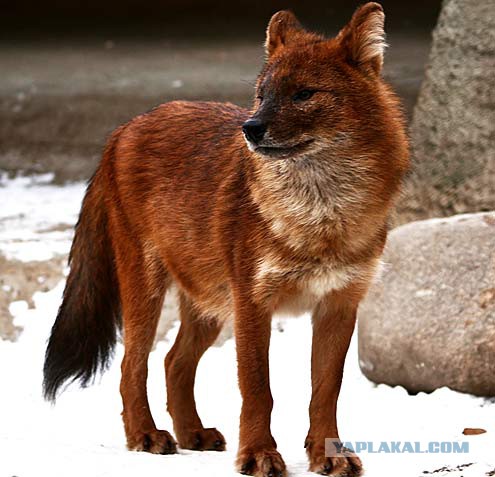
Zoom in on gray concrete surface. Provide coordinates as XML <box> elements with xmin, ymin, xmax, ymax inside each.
<box><xmin>0</xmin><ymin>33</ymin><xmax>431</xmax><ymax>182</ymax></box>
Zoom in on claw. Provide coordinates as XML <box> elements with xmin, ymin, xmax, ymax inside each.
<box><xmin>241</xmin><ymin>459</ymin><xmax>255</xmax><ymax>475</ymax></box>
<box><xmin>160</xmin><ymin>438</ymin><xmax>176</xmax><ymax>454</ymax></box>
<box><xmin>142</xmin><ymin>434</ymin><xmax>151</xmax><ymax>452</ymax></box>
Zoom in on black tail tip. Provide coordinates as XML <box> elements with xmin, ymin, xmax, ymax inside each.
<box><xmin>42</xmin><ymin>358</ymin><xmax>68</xmax><ymax>403</ymax></box>
<box><xmin>42</xmin><ymin>333</ymin><xmax>116</xmax><ymax>403</ymax></box>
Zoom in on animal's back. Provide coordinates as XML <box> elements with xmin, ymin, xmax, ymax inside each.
<box><xmin>106</xmin><ymin>100</ymin><xmax>249</xmax><ymax>235</ymax></box>
<box><xmin>114</xmin><ymin>101</ymin><xmax>248</xmax><ymax>185</ymax></box>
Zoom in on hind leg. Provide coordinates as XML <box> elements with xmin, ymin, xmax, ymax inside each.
<box><xmin>115</xmin><ymin>239</ymin><xmax>177</xmax><ymax>454</ymax></box>
<box><xmin>165</xmin><ymin>292</ymin><xmax>226</xmax><ymax>451</ymax></box>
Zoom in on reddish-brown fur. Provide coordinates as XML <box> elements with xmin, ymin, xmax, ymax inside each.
<box><xmin>43</xmin><ymin>4</ymin><xmax>409</xmax><ymax>476</ymax></box>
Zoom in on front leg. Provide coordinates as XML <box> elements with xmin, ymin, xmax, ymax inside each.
<box><xmin>305</xmin><ymin>285</ymin><xmax>365</xmax><ymax>476</ymax></box>
<box><xmin>234</xmin><ymin>296</ymin><xmax>286</xmax><ymax>477</ymax></box>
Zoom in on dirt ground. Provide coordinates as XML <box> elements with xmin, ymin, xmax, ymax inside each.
<box><xmin>0</xmin><ymin>252</ymin><xmax>65</xmax><ymax>340</ymax></box>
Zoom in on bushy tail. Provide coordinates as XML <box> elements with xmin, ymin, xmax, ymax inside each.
<box><xmin>43</xmin><ymin>136</ymin><xmax>121</xmax><ymax>401</ymax></box>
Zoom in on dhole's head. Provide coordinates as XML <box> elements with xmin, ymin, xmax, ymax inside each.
<box><xmin>243</xmin><ymin>2</ymin><xmax>399</xmax><ymax>160</ymax></box>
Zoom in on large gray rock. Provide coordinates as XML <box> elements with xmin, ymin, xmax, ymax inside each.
<box><xmin>358</xmin><ymin>212</ymin><xmax>495</xmax><ymax>396</ymax></box>
<box><xmin>398</xmin><ymin>0</ymin><xmax>495</xmax><ymax>222</ymax></box>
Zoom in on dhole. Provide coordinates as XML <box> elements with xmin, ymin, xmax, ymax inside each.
<box><xmin>43</xmin><ymin>3</ymin><xmax>409</xmax><ymax>476</ymax></box>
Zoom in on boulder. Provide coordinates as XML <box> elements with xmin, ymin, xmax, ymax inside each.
<box><xmin>398</xmin><ymin>0</ymin><xmax>495</xmax><ymax>222</ymax></box>
<box><xmin>358</xmin><ymin>212</ymin><xmax>495</xmax><ymax>396</ymax></box>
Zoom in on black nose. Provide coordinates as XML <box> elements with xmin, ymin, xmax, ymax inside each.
<box><xmin>242</xmin><ymin>119</ymin><xmax>267</xmax><ymax>144</ymax></box>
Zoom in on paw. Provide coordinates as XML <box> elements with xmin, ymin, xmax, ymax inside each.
<box><xmin>309</xmin><ymin>455</ymin><xmax>362</xmax><ymax>476</ymax></box>
<box><xmin>306</xmin><ymin>437</ymin><xmax>362</xmax><ymax>476</ymax></box>
<box><xmin>236</xmin><ymin>448</ymin><xmax>287</xmax><ymax>477</ymax></box>
<box><xmin>128</xmin><ymin>429</ymin><xmax>177</xmax><ymax>454</ymax></box>
<box><xmin>177</xmin><ymin>427</ymin><xmax>226</xmax><ymax>451</ymax></box>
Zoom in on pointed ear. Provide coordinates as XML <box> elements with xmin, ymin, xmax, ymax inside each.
<box><xmin>265</xmin><ymin>10</ymin><xmax>305</xmax><ymax>57</ymax></box>
<box><xmin>337</xmin><ymin>2</ymin><xmax>386</xmax><ymax>74</ymax></box>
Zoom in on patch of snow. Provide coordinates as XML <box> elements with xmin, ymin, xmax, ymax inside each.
<box><xmin>0</xmin><ymin>175</ymin><xmax>85</xmax><ymax>261</ymax></box>
<box><xmin>8</xmin><ymin>299</ymin><xmax>29</xmax><ymax>316</ymax></box>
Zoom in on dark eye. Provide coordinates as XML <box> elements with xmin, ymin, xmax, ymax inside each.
<box><xmin>257</xmin><ymin>95</ymin><xmax>264</xmax><ymax>103</ymax></box>
<box><xmin>293</xmin><ymin>90</ymin><xmax>315</xmax><ymax>102</ymax></box>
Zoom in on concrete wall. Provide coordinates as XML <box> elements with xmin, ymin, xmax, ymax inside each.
<box><xmin>1</xmin><ymin>1</ymin><xmax>441</xmax><ymax>182</ymax></box>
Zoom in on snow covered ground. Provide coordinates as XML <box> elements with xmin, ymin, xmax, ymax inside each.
<box><xmin>1</xmin><ymin>176</ymin><xmax>494</xmax><ymax>477</ymax></box>
<box><xmin>0</xmin><ymin>174</ymin><xmax>85</xmax><ymax>261</ymax></box>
